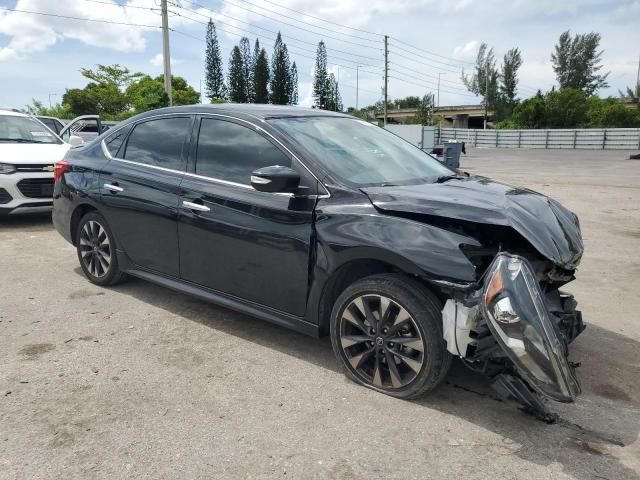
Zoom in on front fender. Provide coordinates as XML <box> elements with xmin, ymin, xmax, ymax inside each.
<box><xmin>305</xmin><ymin>197</ymin><xmax>482</xmax><ymax>325</ymax></box>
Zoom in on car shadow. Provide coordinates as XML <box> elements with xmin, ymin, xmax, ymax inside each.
<box><xmin>0</xmin><ymin>212</ymin><xmax>53</xmax><ymax>232</ymax></box>
<box><xmin>94</xmin><ymin>273</ymin><xmax>639</xmax><ymax>479</ymax></box>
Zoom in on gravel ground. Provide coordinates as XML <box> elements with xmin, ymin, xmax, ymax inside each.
<box><xmin>1</xmin><ymin>148</ymin><xmax>639</xmax><ymax>479</ymax></box>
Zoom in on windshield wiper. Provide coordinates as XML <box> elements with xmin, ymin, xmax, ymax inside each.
<box><xmin>435</xmin><ymin>174</ymin><xmax>464</xmax><ymax>183</ymax></box>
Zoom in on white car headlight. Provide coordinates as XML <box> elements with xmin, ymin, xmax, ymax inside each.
<box><xmin>0</xmin><ymin>163</ymin><xmax>16</xmax><ymax>174</ymax></box>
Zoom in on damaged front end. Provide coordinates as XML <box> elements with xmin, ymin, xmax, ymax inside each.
<box><xmin>442</xmin><ymin>253</ymin><xmax>585</xmax><ymax>420</ymax></box>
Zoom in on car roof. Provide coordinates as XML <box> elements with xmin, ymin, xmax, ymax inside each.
<box><xmin>129</xmin><ymin>104</ymin><xmax>352</xmax><ymax>122</ymax></box>
<box><xmin>0</xmin><ymin>109</ymin><xmax>29</xmax><ymax>117</ymax></box>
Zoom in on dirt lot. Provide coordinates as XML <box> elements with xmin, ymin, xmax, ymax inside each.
<box><xmin>1</xmin><ymin>148</ymin><xmax>639</xmax><ymax>479</ymax></box>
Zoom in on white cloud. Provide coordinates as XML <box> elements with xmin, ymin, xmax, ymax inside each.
<box><xmin>150</xmin><ymin>53</ymin><xmax>183</xmax><ymax>67</ymax></box>
<box><xmin>0</xmin><ymin>0</ymin><xmax>195</xmax><ymax>62</ymax></box>
<box><xmin>453</xmin><ymin>40</ymin><xmax>480</xmax><ymax>63</ymax></box>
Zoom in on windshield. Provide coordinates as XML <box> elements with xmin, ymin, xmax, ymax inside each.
<box><xmin>0</xmin><ymin>115</ymin><xmax>62</xmax><ymax>144</ymax></box>
<box><xmin>269</xmin><ymin>116</ymin><xmax>451</xmax><ymax>186</ymax></box>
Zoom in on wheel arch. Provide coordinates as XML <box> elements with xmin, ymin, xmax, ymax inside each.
<box><xmin>70</xmin><ymin>203</ymin><xmax>98</xmax><ymax>246</ymax></box>
<box><xmin>315</xmin><ymin>251</ymin><xmax>445</xmax><ymax>337</ymax></box>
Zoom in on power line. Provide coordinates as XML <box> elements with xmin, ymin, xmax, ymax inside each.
<box><xmin>211</xmin><ymin>0</ymin><xmax>382</xmax><ymax>44</ymax></box>
<box><xmin>256</xmin><ymin>0</ymin><xmax>384</xmax><ymax>38</ymax></box>
<box><xmin>0</xmin><ymin>6</ymin><xmax>161</xmax><ymax>29</ymax></box>
<box><xmin>195</xmin><ymin>0</ymin><xmax>382</xmax><ymax>51</ymax></box>
<box><xmin>172</xmin><ymin>28</ymin><xmax>381</xmax><ymax>77</ymax></box>
<box><xmin>388</xmin><ymin>48</ymin><xmax>463</xmax><ymax>75</ymax></box>
<box><xmin>389</xmin><ymin>62</ymin><xmax>471</xmax><ymax>92</ymax></box>
<box><xmin>390</xmin><ymin>37</ymin><xmax>475</xmax><ymax>66</ymax></box>
<box><xmin>169</xmin><ymin>9</ymin><xmax>382</xmax><ymax>71</ymax></box>
<box><xmin>169</xmin><ymin>1</ymin><xmax>382</xmax><ymax>64</ymax></box>
<box><xmin>389</xmin><ymin>76</ymin><xmax>478</xmax><ymax>98</ymax></box>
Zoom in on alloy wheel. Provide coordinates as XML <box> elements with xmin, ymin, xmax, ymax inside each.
<box><xmin>79</xmin><ymin>220</ymin><xmax>111</xmax><ymax>278</ymax></box>
<box><xmin>338</xmin><ymin>294</ymin><xmax>425</xmax><ymax>390</ymax></box>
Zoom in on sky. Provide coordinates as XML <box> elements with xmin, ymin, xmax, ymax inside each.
<box><xmin>0</xmin><ymin>0</ymin><xmax>638</xmax><ymax>112</ymax></box>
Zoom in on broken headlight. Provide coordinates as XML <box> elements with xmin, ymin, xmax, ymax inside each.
<box><xmin>482</xmin><ymin>253</ymin><xmax>581</xmax><ymax>402</ymax></box>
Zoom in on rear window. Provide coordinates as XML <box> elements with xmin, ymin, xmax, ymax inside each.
<box><xmin>123</xmin><ymin>117</ymin><xmax>191</xmax><ymax>171</ymax></box>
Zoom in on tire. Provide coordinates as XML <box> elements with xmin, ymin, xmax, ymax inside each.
<box><xmin>75</xmin><ymin>211</ymin><xmax>127</xmax><ymax>286</ymax></box>
<box><xmin>330</xmin><ymin>273</ymin><xmax>451</xmax><ymax>399</ymax></box>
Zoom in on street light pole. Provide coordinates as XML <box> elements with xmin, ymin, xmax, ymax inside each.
<box><xmin>160</xmin><ymin>0</ymin><xmax>173</xmax><ymax>106</ymax></box>
<box><xmin>48</xmin><ymin>93</ymin><xmax>57</xmax><ymax>109</ymax></box>
<box><xmin>383</xmin><ymin>35</ymin><xmax>388</xmax><ymax>126</ymax></box>
<box><xmin>437</xmin><ymin>72</ymin><xmax>446</xmax><ymax>107</ymax></box>
<box><xmin>356</xmin><ymin>65</ymin><xmax>360</xmax><ymax>111</ymax></box>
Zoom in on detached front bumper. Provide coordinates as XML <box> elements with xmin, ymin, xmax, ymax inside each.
<box><xmin>443</xmin><ymin>253</ymin><xmax>584</xmax><ymax>414</ymax></box>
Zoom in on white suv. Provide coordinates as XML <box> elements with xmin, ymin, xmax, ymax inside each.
<box><xmin>0</xmin><ymin>110</ymin><xmax>71</xmax><ymax>216</ymax></box>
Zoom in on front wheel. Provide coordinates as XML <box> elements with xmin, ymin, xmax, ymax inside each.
<box><xmin>75</xmin><ymin>211</ymin><xmax>127</xmax><ymax>286</ymax></box>
<box><xmin>330</xmin><ymin>274</ymin><xmax>451</xmax><ymax>399</ymax></box>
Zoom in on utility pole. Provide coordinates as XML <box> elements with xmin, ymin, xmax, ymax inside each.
<box><xmin>160</xmin><ymin>0</ymin><xmax>173</xmax><ymax>106</ymax></box>
<box><xmin>483</xmin><ymin>61</ymin><xmax>488</xmax><ymax>130</ymax></box>
<box><xmin>48</xmin><ymin>93</ymin><xmax>57</xmax><ymax>109</ymax></box>
<box><xmin>437</xmin><ymin>72</ymin><xmax>446</xmax><ymax>107</ymax></box>
<box><xmin>636</xmin><ymin>55</ymin><xmax>640</xmax><ymax>95</ymax></box>
<box><xmin>356</xmin><ymin>65</ymin><xmax>360</xmax><ymax>111</ymax></box>
<box><xmin>383</xmin><ymin>35</ymin><xmax>388</xmax><ymax>126</ymax></box>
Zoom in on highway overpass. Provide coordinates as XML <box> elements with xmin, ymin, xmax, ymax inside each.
<box><xmin>375</xmin><ymin>105</ymin><xmax>491</xmax><ymax>128</ymax></box>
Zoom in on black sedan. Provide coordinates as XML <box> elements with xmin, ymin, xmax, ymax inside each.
<box><xmin>53</xmin><ymin>105</ymin><xmax>585</xmax><ymax>419</ymax></box>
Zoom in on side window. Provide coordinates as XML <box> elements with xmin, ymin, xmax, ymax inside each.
<box><xmin>196</xmin><ymin>118</ymin><xmax>290</xmax><ymax>184</ymax></box>
<box><xmin>124</xmin><ymin>117</ymin><xmax>191</xmax><ymax>170</ymax></box>
<box><xmin>104</xmin><ymin>126</ymin><xmax>132</xmax><ymax>158</ymax></box>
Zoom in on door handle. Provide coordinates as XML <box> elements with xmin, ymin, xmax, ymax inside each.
<box><xmin>104</xmin><ymin>183</ymin><xmax>123</xmax><ymax>193</ymax></box>
<box><xmin>182</xmin><ymin>200</ymin><xmax>210</xmax><ymax>212</ymax></box>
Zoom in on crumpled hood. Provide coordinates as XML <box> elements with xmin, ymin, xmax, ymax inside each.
<box><xmin>362</xmin><ymin>175</ymin><xmax>583</xmax><ymax>269</ymax></box>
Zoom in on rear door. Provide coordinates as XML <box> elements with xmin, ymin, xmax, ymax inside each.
<box><xmin>177</xmin><ymin>116</ymin><xmax>316</xmax><ymax>316</ymax></box>
<box><xmin>100</xmin><ymin>115</ymin><xmax>193</xmax><ymax>277</ymax></box>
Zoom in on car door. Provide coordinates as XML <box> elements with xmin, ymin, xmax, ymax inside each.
<box><xmin>177</xmin><ymin>116</ymin><xmax>316</xmax><ymax>317</ymax></box>
<box><xmin>100</xmin><ymin>115</ymin><xmax>193</xmax><ymax>277</ymax></box>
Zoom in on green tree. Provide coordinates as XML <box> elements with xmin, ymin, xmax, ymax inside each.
<box><xmin>24</xmin><ymin>99</ymin><xmax>72</xmax><ymax>118</ymax></box>
<box><xmin>239</xmin><ymin>37</ymin><xmax>253</xmax><ymax>102</ymax></box>
<box><xmin>126</xmin><ymin>75</ymin><xmax>200</xmax><ymax>114</ymax></box>
<box><xmin>312</xmin><ymin>41</ymin><xmax>329</xmax><ymax>109</ymax></box>
<box><xmin>618</xmin><ymin>84</ymin><xmax>639</xmax><ymax>104</ymax></box>
<box><xmin>544</xmin><ymin>88</ymin><xmax>588</xmax><ymax>128</ymax></box>
<box><xmin>415</xmin><ymin>93</ymin><xmax>435</xmax><ymax>125</ymax></box>
<box><xmin>270</xmin><ymin>32</ymin><xmax>292</xmax><ymax>105</ymax></box>
<box><xmin>228</xmin><ymin>46</ymin><xmax>248</xmax><ymax>103</ymax></box>
<box><xmin>510</xmin><ymin>91</ymin><xmax>546</xmax><ymax>128</ymax></box>
<box><xmin>551</xmin><ymin>30</ymin><xmax>609</xmax><ymax>96</ymax></box>
<box><xmin>462</xmin><ymin>43</ymin><xmax>499</xmax><ymax>126</ymax></box>
<box><xmin>205</xmin><ymin>19</ymin><xmax>226</xmax><ymax>101</ymax></box>
<box><xmin>391</xmin><ymin>96</ymin><xmax>422</xmax><ymax>109</ymax></box>
<box><xmin>79</xmin><ymin>64</ymin><xmax>142</xmax><ymax>89</ymax></box>
<box><xmin>498</xmin><ymin>48</ymin><xmax>522</xmax><ymax>119</ymax></box>
<box><xmin>62</xmin><ymin>88</ymin><xmax>99</xmax><ymax>117</ymax></box>
<box><xmin>253</xmin><ymin>48</ymin><xmax>270</xmax><ymax>104</ymax></box>
<box><xmin>586</xmin><ymin>96</ymin><xmax>640</xmax><ymax>127</ymax></box>
<box><xmin>325</xmin><ymin>73</ymin><xmax>342</xmax><ymax>111</ymax></box>
<box><xmin>289</xmin><ymin>62</ymin><xmax>298</xmax><ymax>105</ymax></box>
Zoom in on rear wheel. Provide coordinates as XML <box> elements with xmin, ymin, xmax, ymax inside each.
<box><xmin>330</xmin><ymin>274</ymin><xmax>451</xmax><ymax>399</ymax></box>
<box><xmin>75</xmin><ymin>211</ymin><xmax>127</xmax><ymax>286</ymax></box>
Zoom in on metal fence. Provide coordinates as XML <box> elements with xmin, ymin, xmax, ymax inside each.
<box><xmin>436</xmin><ymin>128</ymin><xmax>640</xmax><ymax>150</ymax></box>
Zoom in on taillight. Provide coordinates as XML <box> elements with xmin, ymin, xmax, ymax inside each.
<box><xmin>53</xmin><ymin>161</ymin><xmax>70</xmax><ymax>182</ymax></box>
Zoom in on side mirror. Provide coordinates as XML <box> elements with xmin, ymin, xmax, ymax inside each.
<box><xmin>251</xmin><ymin>165</ymin><xmax>300</xmax><ymax>193</ymax></box>
<box><xmin>68</xmin><ymin>135</ymin><xmax>84</xmax><ymax>146</ymax></box>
